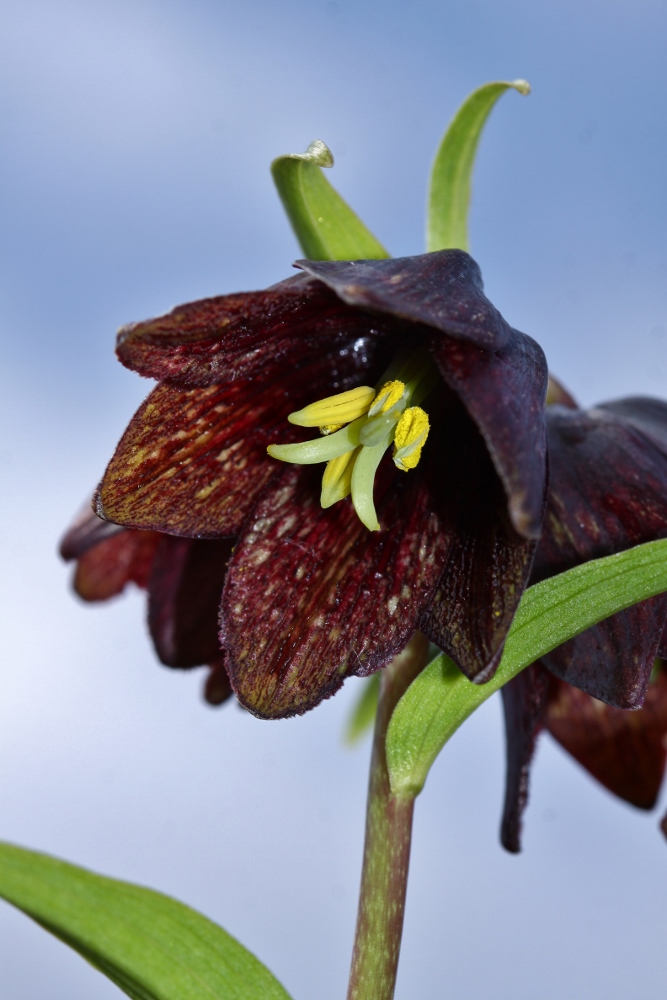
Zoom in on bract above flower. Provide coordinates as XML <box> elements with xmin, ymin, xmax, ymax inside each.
<box><xmin>84</xmin><ymin>249</ymin><xmax>548</xmax><ymax>718</ymax></box>
<box><xmin>501</xmin><ymin>396</ymin><xmax>667</xmax><ymax>851</ymax></box>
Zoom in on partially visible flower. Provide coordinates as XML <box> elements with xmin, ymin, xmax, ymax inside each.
<box><xmin>60</xmin><ymin>510</ymin><xmax>234</xmax><ymax>705</ymax></box>
<box><xmin>501</xmin><ymin>395</ymin><xmax>667</xmax><ymax>851</ymax></box>
<box><xmin>64</xmin><ymin>250</ymin><xmax>549</xmax><ymax>719</ymax></box>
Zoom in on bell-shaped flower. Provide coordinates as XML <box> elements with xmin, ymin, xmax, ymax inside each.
<box><xmin>501</xmin><ymin>396</ymin><xmax>667</xmax><ymax>851</ymax></box>
<box><xmin>65</xmin><ymin>249</ymin><xmax>549</xmax><ymax>719</ymax></box>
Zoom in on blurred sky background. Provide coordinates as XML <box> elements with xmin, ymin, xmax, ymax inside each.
<box><xmin>2</xmin><ymin>0</ymin><xmax>667</xmax><ymax>997</ymax></box>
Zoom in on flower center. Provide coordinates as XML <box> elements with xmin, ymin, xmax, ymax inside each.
<box><xmin>267</xmin><ymin>347</ymin><xmax>436</xmax><ymax>530</ymax></box>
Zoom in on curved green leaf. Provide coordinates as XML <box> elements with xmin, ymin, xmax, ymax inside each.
<box><xmin>0</xmin><ymin>842</ymin><xmax>292</xmax><ymax>1000</ymax></box>
<box><xmin>427</xmin><ymin>79</ymin><xmax>530</xmax><ymax>253</ymax></box>
<box><xmin>271</xmin><ymin>140</ymin><xmax>389</xmax><ymax>261</ymax></box>
<box><xmin>387</xmin><ymin>538</ymin><xmax>667</xmax><ymax>797</ymax></box>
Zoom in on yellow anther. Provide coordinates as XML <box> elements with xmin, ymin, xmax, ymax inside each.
<box><xmin>319</xmin><ymin>423</ymin><xmax>344</xmax><ymax>435</ymax></box>
<box><xmin>321</xmin><ymin>449</ymin><xmax>360</xmax><ymax>507</ymax></box>
<box><xmin>368</xmin><ymin>380</ymin><xmax>406</xmax><ymax>416</ymax></box>
<box><xmin>288</xmin><ymin>386</ymin><xmax>376</xmax><ymax>428</ymax></box>
<box><xmin>393</xmin><ymin>407</ymin><xmax>430</xmax><ymax>471</ymax></box>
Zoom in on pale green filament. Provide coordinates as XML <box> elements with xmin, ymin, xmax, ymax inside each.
<box><xmin>268</xmin><ymin>347</ymin><xmax>434</xmax><ymax>530</ymax></box>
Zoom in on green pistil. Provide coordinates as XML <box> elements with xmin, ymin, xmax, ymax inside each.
<box><xmin>267</xmin><ymin>346</ymin><xmax>436</xmax><ymax>531</ymax></box>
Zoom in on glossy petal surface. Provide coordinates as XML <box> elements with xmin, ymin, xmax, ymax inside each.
<box><xmin>98</xmin><ymin>344</ymin><xmax>387</xmax><ymax>538</ymax></box>
<box><xmin>432</xmin><ymin>327</ymin><xmax>548</xmax><ymax>539</ymax></box>
<box><xmin>148</xmin><ymin>537</ymin><xmax>233</xmax><ymax>667</ymax></box>
<box><xmin>221</xmin><ymin>463</ymin><xmax>446</xmax><ymax>719</ymax></box>
<box><xmin>535</xmin><ymin>400</ymin><xmax>667</xmax><ymax>707</ymax></box>
<box><xmin>418</xmin><ymin>401</ymin><xmax>538</xmax><ymax>682</ymax></box>
<box><xmin>72</xmin><ymin>528</ymin><xmax>161</xmax><ymax>602</ymax></box>
<box><xmin>296</xmin><ymin>250</ymin><xmax>512</xmax><ymax>350</ymax></box>
<box><xmin>500</xmin><ymin>663</ymin><xmax>551</xmax><ymax>853</ymax></box>
<box><xmin>546</xmin><ymin>667</ymin><xmax>667</xmax><ymax>809</ymax></box>
<box><xmin>116</xmin><ymin>273</ymin><xmax>395</xmax><ymax>388</ymax></box>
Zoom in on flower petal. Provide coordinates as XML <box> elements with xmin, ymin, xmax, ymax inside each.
<box><xmin>116</xmin><ymin>273</ymin><xmax>395</xmax><ymax>388</ymax></box>
<box><xmin>220</xmin><ymin>463</ymin><xmax>446</xmax><ymax>719</ymax></box>
<box><xmin>500</xmin><ymin>663</ymin><xmax>551</xmax><ymax>853</ymax></box>
<box><xmin>204</xmin><ymin>656</ymin><xmax>234</xmax><ymax>706</ymax></box>
<box><xmin>431</xmin><ymin>327</ymin><xmax>548</xmax><ymax>539</ymax></box>
<box><xmin>418</xmin><ymin>399</ymin><xmax>539</xmax><ymax>682</ymax></box>
<box><xmin>295</xmin><ymin>250</ymin><xmax>513</xmax><ymax>350</ymax></box>
<box><xmin>97</xmin><ymin>344</ymin><xmax>387</xmax><ymax>537</ymax></box>
<box><xmin>60</xmin><ymin>506</ymin><xmax>124</xmax><ymax>560</ymax></box>
<box><xmin>147</xmin><ymin>536</ymin><xmax>232</xmax><ymax>667</ymax></box>
<box><xmin>546</xmin><ymin>666</ymin><xmax>667</xmax><ymax>809</ymax></box>
<box><xmin>70</xmin><ymin>528</ymin><xmax>161</xmax><ymax>602</ymax></box>
<box><xmin>535</xmin><ymin>400</ymin><xmax>667</xmax><ymax>707</ymax></box>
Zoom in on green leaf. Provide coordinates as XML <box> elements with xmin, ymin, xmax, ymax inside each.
<box><xmin>344</xmin><ymin>673</ymin><xmax>380</xmax><ymax>745</ymax></box>
<box><xmin>426</xmin><ymin>79</ymin><xmax>530</xmax><ymax>253</ymax></box>
<box><xmin>0</xmin><ymin>842</ymin><xmax>293</xmax><ymax>1000</ymax></box>
<box><xmin>387</xmin><ymin>538</ymin><xmax>667</xmax><ymax>798</ymax></box>
<box><xmin>271</xmin><ymin>140</ymin><xmax>389</xmax><ymax>261</ymax></box>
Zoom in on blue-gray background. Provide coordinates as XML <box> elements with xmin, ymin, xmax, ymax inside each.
<box><xmin>1</xmin><ymin>1</ymin><xmax>667</xmax><ymax>997</ymax></box>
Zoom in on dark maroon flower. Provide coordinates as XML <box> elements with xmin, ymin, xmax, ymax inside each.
<box><xmin>501</xmin><ymin>396</ymin><xmax>667</xmax><ymax>851</ymax></box>
<box><xmin>60</xmin><ymin>511</ymin><xmax>233</xmax><ymax>706</ymax></box>
<box><xmin>63</xmin><ymin>250</ymin><xmax>549</xmax><ymax>719</ymax></box>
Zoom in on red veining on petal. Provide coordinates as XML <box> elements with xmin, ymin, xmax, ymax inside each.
<box><xmin>221</xmin><ymin>462</ymin><xmax>446</xmax><ymax>719</ymax></box>
<box><xmin>116</xmin><ymin>273</ymin><xmax>395</xmax><ymax>388</ymax></box>
<box><xmin>98</xmin><ymin>342</ymin><xmax>390</xmax><ymax>538</ymax></box>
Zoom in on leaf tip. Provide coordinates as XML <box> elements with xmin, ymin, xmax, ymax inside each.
<box><xmin>511</xmin><ymin>79</ymin><xmax>531</xmax><ymax>96</ymax></box>
<box><xmin>305</xmin><ymin>139</ymin><xmax>334</xmax><ymax>167</ymax></box>
<box><xmin>272</xmin><ymin>139</ymin><xmax>334</xmax><ymax>171</ymax></box>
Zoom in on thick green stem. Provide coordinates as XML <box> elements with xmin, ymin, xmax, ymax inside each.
<box><xmin>346</xmin><ymin>633</ymin><xmax>429</xmax><ymax>1000</ymax></box>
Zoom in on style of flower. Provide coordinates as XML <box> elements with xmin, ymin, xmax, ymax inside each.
<box><xmin>62</xmin><ymin>250</ymin><xmax>549</xmax><ymax>719</ymax></box>
<box><xmin>501</xmin><ymin>394</ymin><xmax>667</xmax><ymax>851</ymax></box>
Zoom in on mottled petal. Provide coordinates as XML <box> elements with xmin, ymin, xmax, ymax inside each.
<box><xmin>116</xmin><ymin>273</ymin><xmax>394</xmax><ymax>388</ymax></box>
<box><xmin>60</xmin><ymin>505</ymin><xmax>124</xmax><ymax>560</ymax></box>
<box><xmin>431</xmin><ymin>328</ymin><xmax>548</xmax><ymax>539</ymax></box>
<box><xmin>296</xmin><ymin>250</ymin><xmax>512</xmax><ymax>350</ymax></box>
<box><xmin>97</xmin><ymin>345</ymin><xmax>388</xmax><ymax>537</ymax></box>
<box><xmin>500</xmin><ymin>663</ymin><xmax>551</xmax><ymax>853</ymax></box>
<box><xmin>221</xmin><ymin>463</ymin><xmax>446</xmax><ymax>719</ymax></box>
<box><xmin>148</xmin><ymin>536</ymin><xmax>232</xmax><ymax>667</ymax></box>
<box><xmin>535</xmin><ymin>400</ymin><xmax>667</xmax><ymax>707</ymax></box>
<box><xmin>72</xmin><ymin>528</ymin><xmax>161</xmax><ymax>602</ymax></box>
<box><xmin>419</xmin><ymin>399</ymin><xmax>539</xmax><ymax>682</ymax></box>
<box><xmin>546</xmin><ymin>666</ymin><xmax>667</xmax><ymax>809</ymax></box>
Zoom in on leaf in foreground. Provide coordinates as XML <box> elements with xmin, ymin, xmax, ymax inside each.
<box><xmin>387</xmin><ymin>538</ymin><xmax>667</xmax><ymax>797</ymax></box>
<box><xmin>0</xmin><ymin>842</ymin><xmax>292</xmax><ymax>1000</ymax></box>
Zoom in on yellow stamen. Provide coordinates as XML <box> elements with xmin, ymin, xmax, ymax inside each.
<box><xmin>319</xmin><ymin>423</ymin><xmax>344</xmax><ymax>435</ymax></box>
<box><xmin>393</xmin><ymin>407</ymin><xmax>430</xmax><ymax>471</ymax></box>
<box><xmin>321</xmin><ymin>448</ymin><xmax>360</xmax><ymax>507</ymax></box>
<box><xmin>288</xmin><ymin>386</ymin><xmax>376</xmax><ymax>428</ymax></box>
<box><xmin>367</xmin><ymin>380</ymin><xmax>406</xmax><ymax>416</ymax></box>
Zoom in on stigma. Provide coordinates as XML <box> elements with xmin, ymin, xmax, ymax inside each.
<box><xmin>267</xmin><ymin>348</ymin><xmax>435</xmax><ymax>531</ymax></box>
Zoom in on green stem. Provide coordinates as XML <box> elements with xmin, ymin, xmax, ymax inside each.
<box><xmin>346</xmin><ymin>633</ymin><xmax>429</xmax><ymax>1000</ymax></box>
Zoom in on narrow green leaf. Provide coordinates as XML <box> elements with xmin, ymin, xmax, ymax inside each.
<box><xmin>0</xmin><ymin>842</ymin><xmax>292</xmax><ymax>1000</ymax></box>
<box><xmin>387</xmin><ymin>538</ymin><xmax>667</xmax><ymax>797</ymax></box>
<box><xmin>426</xmin><ymin>79</ymin><xmax>530</xmax><ymax>253</ymax></box>
<box><xmin>344</xmin><ymin>673</ymin><xmax>380</xmax><ymax>745</ymax></box>
<box><xmin>271</xmin><ymin>140</ymin><xmax>389</xmax><ymax>261</ymax></box>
